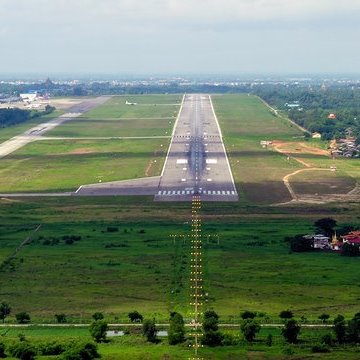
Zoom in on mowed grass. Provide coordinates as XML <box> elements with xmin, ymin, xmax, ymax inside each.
<box><xmin>212</xmin><ymin>94</ymin><xmax>360</xmax><ymax>203</ymax></box>
<box><xmin>291</xmin><ymin>170</ymin><xmax>356</xmax><ymax>195</ymax></box>
<box><xmin>212</xmin><ymin>94</ymin><xmax>303</xmax><ymax>204</ymax></box>
<box><xmin>0</xmin><ymin>139</ymin><xmax>167</xmax><ymax>192</ymax></box>
<box><xmin>84</xmin><ymin>95</ymin><xmax>181</xmax><ymax>119</ymax></box>
<box><xmin>1</xmin><ymin>197</ymin><xmax>359</xmax><ymax>323</ymax></box>
<box><xmin>46</xmin><ymin>95</ymin><xmax>182</xmax><ymax>138</ymax></box>
<box><xmin>45</xmin><ymin>118</ymin><xmax>174</xmax><ymax>138</ymax></box>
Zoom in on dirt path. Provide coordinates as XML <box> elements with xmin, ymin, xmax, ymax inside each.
<box><xmin>283</xmin><ymin>168</ymin><xmax>333</xmax><ymax>201</ymax></box>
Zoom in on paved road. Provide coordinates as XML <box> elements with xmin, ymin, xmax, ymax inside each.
<box><xmin>155</xmin><ymin>94</ymin><xmax>238</xmax><ymax>201</ymax></box>
<box><xmin>0</xmin><ymin>96</ymin><xmax>111</xmax><ymax>159</ymax></box>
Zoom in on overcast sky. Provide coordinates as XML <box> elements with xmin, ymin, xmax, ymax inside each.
<box><xmin>1</xmin><ymin>0</ymin><xmax>359</xmax><ymax>75</ymax></box>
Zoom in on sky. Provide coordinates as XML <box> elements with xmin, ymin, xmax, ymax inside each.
<box><xmin>1</xmin><ymin>0</ymin><xmax>360</xmax><ymax>75</ymax></box>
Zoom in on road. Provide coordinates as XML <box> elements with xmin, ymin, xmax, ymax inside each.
<box><xmin>155</xmin><ymin>94</ymin><xmax>238</xmax><ymax>201</ymax></box>
<box><xmin>0</xmin><ymin>96</ymin><xmax>111</xmax><ymax>159</ymax></box>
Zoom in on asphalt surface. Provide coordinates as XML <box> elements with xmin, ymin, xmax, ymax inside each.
<box><xmin>0</xmin><ymin>96</ymin><xmax>111</xmax><ymax>159</ymax></box>
<box><xmin>155</xmin><ymin>94</ymin><xmax>238</xmax><ymax>201</ymax></box>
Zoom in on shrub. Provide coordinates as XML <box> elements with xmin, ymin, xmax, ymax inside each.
<box><xmin>62</xmin><ymin>342</ymin><xmax>100</xmax><ymax>360</ymax></box>
<box><xmin>279</xmin><ymin>310</ymin><xmax>294</xmax><ymax>319</ymax></box>
<box><xmin>106</xmin><ymin>227</ymin><xmax>118</xmax><ymax>233</ymax></box>
<box><xmin>128</xmin><ymin>311</ymin><xmax>143</xmax><ymax>323</ymax></box>
<box><xmin>55</xmin><ymin>313</ymin><xmax>67</xmax><ymax>323</ymax></box>
<box><xmin>38</xmin><ymin>341</ymin><xmax>65</xmax><ymax>355</ymax></box>
<box><xmin>240</xmin><ymin>311</ymin><xmax>256</xmax><ymax>320</ymax></box>
<box><xmin>15</xmin><ymin>312</ymin><xmax>30</xmax><ymax>324</ymax></box>
<box><xmin>312</xmin><ymin>344</ymin><xmax>330</xmax><ymax>353</ymax></box>
<box><xmin>0</xmin><ymin>342</ymin><xmax>5</xmax><ymax>358</ymax></box>
<box><xmin>8</xmin><ymin>341</ymin><xmax>36</xmax><ymax>360</ymax></box>
<box><xmin>91</xmin><ymin>312</ymin><xmax>104</xmax><ymax>321</ymax></box>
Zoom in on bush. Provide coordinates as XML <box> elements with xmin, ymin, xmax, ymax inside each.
<box><xmin>0</xmin><ymin>342</ymin><xmax>5</xmax><ymax>358</ymax></box>
<box><xmin>62</xmin><ymin>342</ymin><xmax>100</xmax><ymax>360</ymax></box>
<box><xmin>55</xmin><ymin>313</ymin><xmax>67</xmax><ymax>323</ymax></box>
<box><xmin>91</xmin><ymin>312</ymin><xmax>104</xmax><ymax>321</ymax></box>
<box><xmin>128</xmin><ymin>311</ymin><xmax>143</xmax><ymax>323</ymax></box>
<box><xmin>279</xmin><ymin>310</ymin><xmax>294</xmax><ymax>319</ymax></box>
<box><xmin>8</xmin><ymin>341</ymin><xmax>36</xmax><ymax>360</ymax></box>
<box><xmin>106</xmin><ymin>227</ymin><xmax>118</xmax><ymax>233</ymax></box>
<box><xmin>312</xmin><ymin>344</ymin><xmax>330</xmax><ymax>353</ymax></box>
<box><xmin>240</xmin><ymin>311</ymin><xmax>256</xmax><ymax>320</ymax></box>
<box><xmin>15</xmin><ymin>312</ymin><xmax>30</xmax><ymax>324</ymax></box>
<box><xmin>38</xmin><ymin>340</ymin><xmax>65</xmax><ymax>355</ymax></box>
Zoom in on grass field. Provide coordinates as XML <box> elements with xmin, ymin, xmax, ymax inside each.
<box><xmin>1</xmin><ymin>326</ymin><xmax>360</xmax><ymax>360</ymax></box>
<box><xmin>0</xmin><ymin>138</ymin><xmax>167</xmax><ymax>192</ymax></box>
<box><xmin>212</xmin><ymin>94</ymin><xmax>360</xmax><ymax>204</ymax></box>
<box><xmin>212</xmin><ymin>94</ymin><xmax>304</xmax><ymax>204</ymax></box>
<box><xmin>46</xmin><ymin>95</ymin><xmax>182</xmax><ymax>138</ymax></box>
<box><xmin>0</xmin><ymin>110</ymin><xmax>64</xmax><ymax>142</ymax></box>
<box><xmin>1</xmin><ymin>94</ymin><xmax>360</xmax><ymax>359</ymax></box>
<box><xmin>1</xmin><ymin>197</ymin><xmax>359</xmax><ymax>323</ymax></box>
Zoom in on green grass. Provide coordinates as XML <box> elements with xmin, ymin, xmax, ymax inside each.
<box><xmin>0</xmin><ymin>110</ymin><xmax>64</xmax><ymax>142</ymax></box>
<box><xmin>84</xmin><ymin>95</ymin><xmax>181</xmax><ymax>119</ymax></box>
<box><xmin>212</xmin><ymin>94</ymin><xmax>303</xmax><ymax>204</ymax></box>
<box><xmin>46</xmin><ymin>95</ymin><xmax>181</xmax><ymax>138</ymax></box>
<box><xmin>1</xmin><ymin>326</ymin><xmax>360</xmax><ymax>359</ymax></box>
<box><xmin>0</xmin><ymin>139</ymin><xmax>168</xmax><ymax>192</ymax></box>
<box><xmin>1</xmin><ymin>197</ymin><xmax>359</xmax><ymax>322</ymax></box>
<box><xmin>212</xmin><ymin>94</ymin><xmax>360</xmax><ymax>204</ymax></box>
<box><xmin>45</xmin><ymin>118</ymin><xmax>174</xmax><ymax>138</ymax></box>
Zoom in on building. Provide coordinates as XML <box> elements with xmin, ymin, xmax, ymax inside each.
<box><xmin>312</xmin><ymin>132</ymin><xmax>322</xmax><ymax>139</ymax></box>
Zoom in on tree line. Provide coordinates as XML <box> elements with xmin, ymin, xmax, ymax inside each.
<box><xmin>0</xmin><ymin>105</ymin><xmax>55</xmax><ymax>128</ymax></box>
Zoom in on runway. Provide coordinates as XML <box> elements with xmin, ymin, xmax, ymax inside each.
<box><xmin>154</xmin><ymin>94</ymin><xmax>238</xmax><ymax>201</ymax></box>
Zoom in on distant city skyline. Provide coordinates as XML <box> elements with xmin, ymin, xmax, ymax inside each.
<box><xmin>1</xmin><ymin>0</ymin><xmax>359</xmax><ymax>75</ymax></box>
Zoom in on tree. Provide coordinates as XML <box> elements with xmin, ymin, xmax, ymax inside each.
<box><xmin>89</xmin><ymin>320</ymin><xmax>108</xmax><ymax>343</ymax></box>
<box><xmin>55</xmin><ymin>313</ymin><xmax>67</xmax><ymax>323</ymax></box>
<box><xmin>279</xmin><ymin>310</ymin><xmax>294</xmax><ymax>319</ymax></box>
<box><xmin>202</xmin><ymin>310</ymin><xmax>219</xmax><ymax>332</ymax></box>
<box><xmin>240</xmin><ymin>319</ymin><xmax>260</xmax><ymax>342</ymax></box>
<box><xmin>333</xmin><ymin>315</ymin><xmax>346</xmax><ymax>344</ymax></box>
<box><xmin>128</xmin><ymin>310</ymin><xmax>143</xmax><ymax>323</ymax></box>
<box><xmin>314</xmin><ymin>218</ymin><xmax>337</xmax><ymax>237</ymax></box>
<box><xmin>318</xmin><ymin>313</ymin><xmax>330</xmax><ymax>323</ymax></box>
<box><xmin>241</xmin><ymin>310</ymin><xmax>256</xmax><ymax>320</ymax></box>
<box><xmin>15</xmin><ymin>312</ymin><xmax>30</xmax><ymax>324</ymax></box>
<box><xmin>0</xmin><ymin>302</ymin><xmax>11</xmax><ymax>323</ymax></box>
<box><xmin>168</xmin><ymin>312</ymin><xmax>185</xmax><ymax>345</ymax></box>
<box><xmin>142</xmin><ymin>319</ymin><xmax>157</xmax><ymax>343</ymax></box>
<box><xmin>62</xmin><ymin>342</ymin><xmax>100</xmax><ymax>360</ymax></box>
<box><xmin>202</xmin><ymin>310</ymin><xmax>223</xmax><ymax>346</ymax></box>
<box><xmin>290</xmin><ymin>235</ymin><xmax>314</xmax><ymax>252</ymax></box>
<box><xmin>347</xmin><ymin>313</ymin><xmax>360</xmax><ymax>343</ymax></box>
<box><xmin>341</xmin><ymin>242</ymin><xmax>360</xmax><ymax>257</ymax></box>
<box><xmin>282</xmin><ymin>319</ymin><xmax>301</xmax><ymax>343</ymax></box>
<box><xmin>91</xmin><ymin>312</ymin><xmax>104</xmax><ymax>321</ymax></box>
